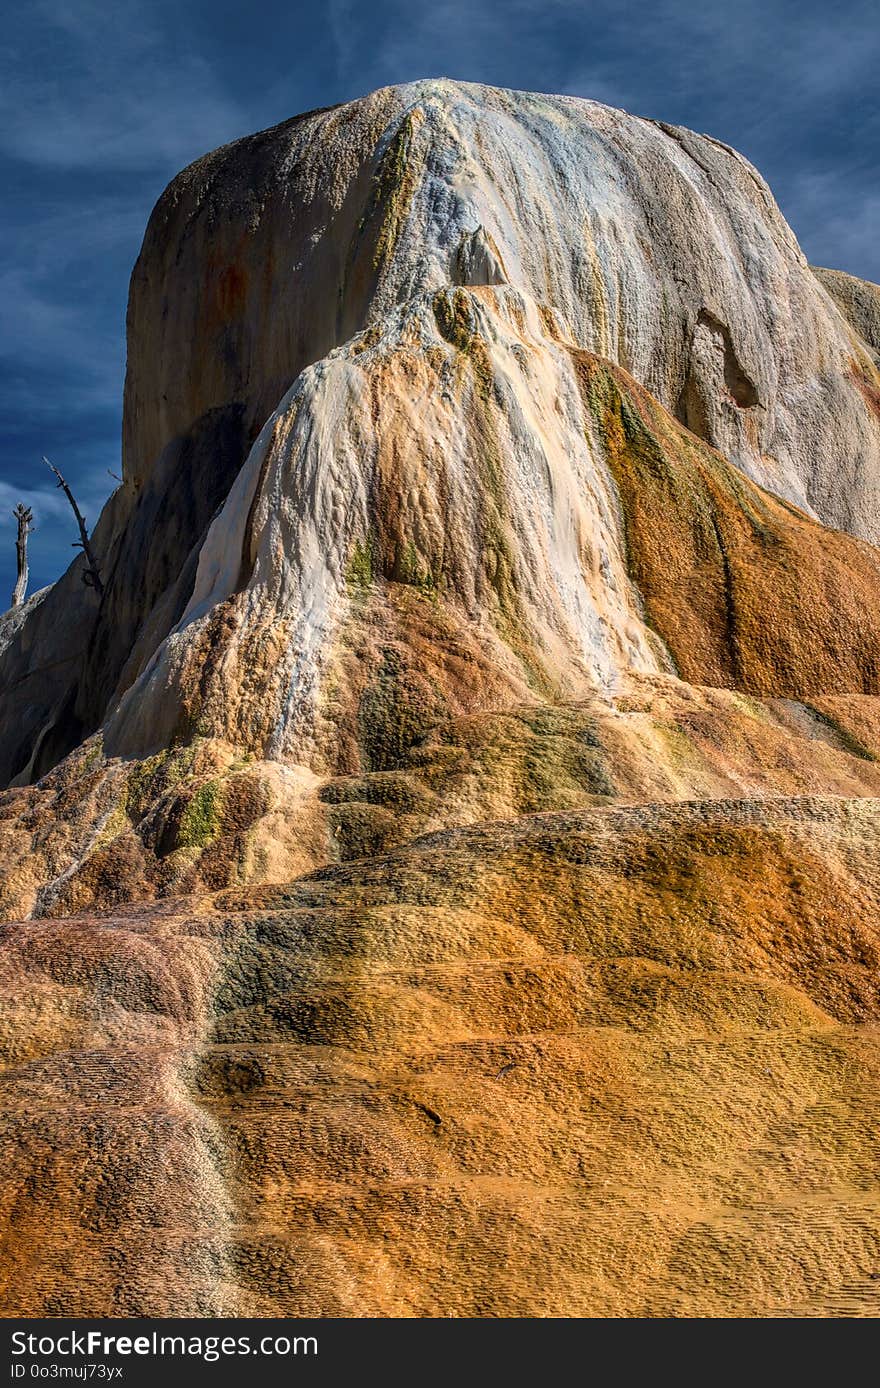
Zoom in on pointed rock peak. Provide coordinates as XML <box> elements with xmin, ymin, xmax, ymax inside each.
<box><xmin>452</xmin><ymin>226</ymin><xmax>509</xmax><ymax>288</ymax></box>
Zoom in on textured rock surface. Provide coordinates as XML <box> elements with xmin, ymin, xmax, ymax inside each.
<box><xmin>4</xmin><ymin>797</ymin><xmax>880</xmax><ymax>1316</ymax></box>
<box><xmin>102</xmin><ymin>324</ymin><xmax>880</xmax><ymax>769</ymax></box>
<box><xmin>813</xmin><ymin>265</ymin><xmax>880</xmax><ymax>361</ymax></box>
<box><xmin>3</xmin><ymin>80</ymin><xmax>880</xmax><ymax>786</ymax></box>
<box><xmin>5</xmin><ymin>680</ymin><xmax>880</xmax><ymax>926</ymax></box>
<box><xmin>2</xmin><ymin>80</ymin><xmax>880</xmax><ymax>1317</ymax></box>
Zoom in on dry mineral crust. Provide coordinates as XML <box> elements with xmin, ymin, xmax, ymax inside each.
<box><xmin>2</xmin><ymin>81</ymin><xmax>880</xmax><ymax>1317</ymax></box>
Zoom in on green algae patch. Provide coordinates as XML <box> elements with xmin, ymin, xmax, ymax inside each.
<box><xmin>441</xmin><ymin>706</ymin><xmax>616</xmax><ymax>815</ymax></box>
<box><xmin>319</xmin><ymin>769</ymin><xmax>436</xmax><ymax>815</ymax></box>
<box><xmin>432</xmin><ymin>289</ymin><xmax>496</xmax><ymax>400</ymax></box>
<box><xmin>358</xmin><ymin>647</ymin><xmax>450</xmax><ymax>772</ymax></box>
<box><xmin>433</xmin><ymin>287</ymin><xmax>556</xmax><ymax>697</ymax></box>
<box><xmin>346</xmin><ymin>538</ymin><xmax>375</xmax><ymax>592</ymax></box>
<box><xmin>125</xmin><ymin>745</ymin><xmax>200</xmax><ymax>823</ymax></box>
<box><xmin>93</xmin><ymin>800</ymin><xmax>129</xmax><ymax>851</ymax></box>
<box><xmin>433</xmin><ymin>287</ymin><xmax>476</xmax><ymax>353</ymax></box>
<box><xmin>79</xmin><ymin>739</ymin><xmax>104</xmax><ymax>773</ymax></box>
<box><xmin>370</xmin><ymin>110</ymin><xmax>421</xmax><ymax>272</ymax></box>
<box><xmin>176</xmin><ymin>779</ymin><xmax>224</xmax><ymax>850</ymax></box>
<box><xmin>396</xmin><ymin>540</ymin><xmax>438</xmax><ymax>596</ymax></box>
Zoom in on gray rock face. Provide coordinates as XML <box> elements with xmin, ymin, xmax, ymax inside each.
<box><xmin>1</xmin><ymin>79</ymin><xmax>880</xmax><ymax>786</ymax></box>
<box><xmin>0</xmin><ymin>587</ymin><xmax>48</xmax><ymax>662</ymax></box>
<box><xmin>122</xmin><ymin>82</ymin><xmax>880</xmax><ymax>532</ymax></box>
<box><xmin>812</xmin><ymin>265</ymin><xmax>880</xmax><ymax>362</ymax></box>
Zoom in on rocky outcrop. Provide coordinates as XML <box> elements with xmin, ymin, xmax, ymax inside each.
<box><xmin>2</xmin><ymin>80</ymin><xmax>880</xmax><ymax>788</ymax></box>
<box><xmin>3</xmin><ymin>81</ymin><xmax>880</xmax><ymax>1318</ymax></box>
<box><xmin>6</xmin><ymin>678</ymin><xmax>880</xmax><ymax>925</ymax></box>
<box><xmin>813</xmin><ymin>265</ymin><xmax>880</xmax><ymax>361</ymax></box>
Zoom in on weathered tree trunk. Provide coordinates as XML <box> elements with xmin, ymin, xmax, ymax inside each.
<box><xmin>42</xmin><ymin>457</ymin><xmax>104</xmax><ymax>598</ymax></box>
<box><xmin>11</xmin><ymin>503</ymin><xmax>33</xmax><ymax>607</ymax></box>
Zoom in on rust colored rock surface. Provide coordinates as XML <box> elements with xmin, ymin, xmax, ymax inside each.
<box><xmin>3</xmin><ymin>81</ymin><xmax>880</xmax><ymax>1318</ymax></box>
<box><xmin>3</xmin><ymin>798</ymin><xmax>880</xmax><ymax>1316</ymax></box>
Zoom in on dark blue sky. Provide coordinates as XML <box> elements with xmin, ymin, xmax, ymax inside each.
<box><xmin>1</xmin><ymin>0</ymin><xmax>878</xmax><ymax>602</ymax></box>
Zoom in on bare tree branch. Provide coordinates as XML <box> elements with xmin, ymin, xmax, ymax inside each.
<box><xmin>42</xmin><ymin>457</ymin><xmax>104</xmax><ymax>598</ymax></box>
<box><xmin>11</xmin><ymin>503</ymin><xmax>34</xmax><ymax>608</ymax></box>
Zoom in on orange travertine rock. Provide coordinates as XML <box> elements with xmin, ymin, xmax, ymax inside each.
<box><xmin>3</xmin><ymin>798</ymin><xmax>880</xmax><ymax>1316</ymax></box>
<box><xmin>2</xmin><ymin>81</ymin><xmax>880</xmax><ymax>1317</ymax></box>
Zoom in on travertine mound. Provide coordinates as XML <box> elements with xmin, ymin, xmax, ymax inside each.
<box><xmin>2</xmin><ymin>80</ymin><xmax>880</xmax><ymax>786</ymax></box>
<box><xmin>2</xmin><ymin>82</ymin><xmax>880</xmax><ymax>1319</ymax></box>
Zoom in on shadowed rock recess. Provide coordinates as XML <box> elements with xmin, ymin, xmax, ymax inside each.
<box><xmin>2</xmin><ymin>80</ymin><xmax>880</xmax><ymax>1317</ymax></box>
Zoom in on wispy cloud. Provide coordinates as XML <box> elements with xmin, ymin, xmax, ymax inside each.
<box><xmin>0</xmin><ymin>0</ymin><xmax>247</xmax><ymax>171</ymax></box>
<box><xmin>0</xmin><ymin>268</ymin><xmax>122</xmax><ymax>400</ymax></box>
<box><xmin>784</xmin><ymin>177</ymin><xmax>880</xmax><ymax>275</ymax></box>
<box><xmin>0</xmin><ymin>461</ymin><xmax>117</xmax><ymax>597</ymax></box>
<box><xmin>0</xmin><ymin>478</ymin><xmax>72</xmax><ymax>525</ymax></box>
<box><xmin>0</xmin><ymin>470</ymin><xmax>112</xmax><ymax>526</ymax></box>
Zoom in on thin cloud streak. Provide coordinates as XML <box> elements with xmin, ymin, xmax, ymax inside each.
<box><xmin>0</xmin><ymin>0</ymin><xmax>248</xmax><ymax>171</ymax></box>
